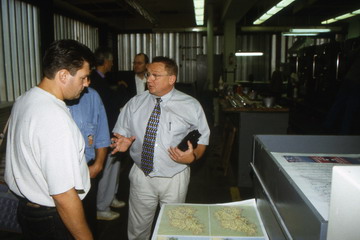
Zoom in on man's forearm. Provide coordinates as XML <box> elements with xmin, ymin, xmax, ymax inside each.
<box><xmin>53</xmin><ymin>188</ymin><xmax>93</xmax><ymax>240</ymax></box>
<box><xmin>193</xmin><ymin>144</ymin><xmax>206</xmax><ymax>161</ymax></box>
<box><xmin>168</xmin><ymin>143</ymin><xmax>207</xmax><ymax>164</ymax></box>
<box><xmin>89</xmin><ymin>147</ymin><xmax>108</xmax><ymax>178</ymax></box>
<box><xmin>95</xmin><ymin>147</ymin><xmax>108</xmax><ymax>166</ymax></box>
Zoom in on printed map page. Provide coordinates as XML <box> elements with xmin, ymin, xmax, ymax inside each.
<box><xmin>152</xmin><ymin>199</ymin><xmax>268</xmax><ymax>240</ymax></box>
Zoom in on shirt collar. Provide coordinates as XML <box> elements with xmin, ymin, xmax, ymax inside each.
<box><xmin>150</xmin><ymin>87</ymin><xmax>175</xmax><ymax>104</ymax></box>
<box><xmin>135</xmin><ymin>74</ymin><xmax>146</xmax><ymax>81</ymax></box>
<box><xmin>96</xmin><ymin>69</ymin><xmax>105</xmax><ymax>78</ymax></box>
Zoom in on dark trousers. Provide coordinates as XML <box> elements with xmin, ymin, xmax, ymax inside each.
<box><xmin>17</xmin><ymin>197</ymin><xmax>74</xmax><ymax>240</ymax></box>
<box><xmin>83</xmin><ymin>177</ymin><xmax>99</xmax><ymax>239</ymax></box>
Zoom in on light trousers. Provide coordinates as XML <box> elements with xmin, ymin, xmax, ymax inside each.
<box><xmin>97</xmin><ymin>154</ymin><xmax>120</xmax><ymax>211</ymax></box>
<box><xmin>127</xmin><ymin>164</ymin><xmax>190</xmax><ymax>240</ymax></box>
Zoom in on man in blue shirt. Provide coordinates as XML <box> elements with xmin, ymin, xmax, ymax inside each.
<box><xmin>67</xmin><ymin>86</ymin><xmax>111</xmax><ymax>237</ymax></box>
<box><xmin>90</xmin><ymin>47</ymin><xmax>125</xmax><ymax>221</ymax></box>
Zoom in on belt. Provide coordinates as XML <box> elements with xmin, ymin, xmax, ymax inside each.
<box><xmin>16</xmin><ymin>195</ymin><xmax>55</xmax><ymax>210</ymax></box>
<box><xmin>25</xmin><ymin>201</ymin><xmax>41</xmax><ymax>208</ymax></box>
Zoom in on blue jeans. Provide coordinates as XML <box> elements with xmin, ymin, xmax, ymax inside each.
<box><xmin>17</xmin><ymin>197</ymin><xmax>74</xmax><ymax>240</ymax></box>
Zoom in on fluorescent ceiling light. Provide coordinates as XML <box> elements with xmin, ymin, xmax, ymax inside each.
<box><xmin>259</xmin><ymin>14</ymin><xmax>273</xmax><ymax>21</ymax></box>
<box><xmin>282</xmin><ymin>32</ymin><xmax>318</xmax><ymax>36</ymax></box>
<box><xmin>285</xmin><ymin>28</ymin><xmax>331</xmax><ymax>36</ymax></box>
<box><xmin>235</xmin><ymin>52</ymin><xmax>264</xmax><ymax>56</ymax></box>
<box><xmin>277</xmin><ymin>0</ymin><xmax>295</xmax><ymax>7</ymax></box>
<box><xmin>322</xmin><ymin>19</ymin><xmax>337</xmax><ymax>24</ymax></box>
<box><xmin>196</xmin><ymin>19</ymin><xmax>204</xmax><ymax>25</ymax></box>
<box><xmin>196</xmin><ymin>13</ymin><xmax>204</xmax><ymax>19</ymax></box>
<box><xmin>193</xmin><ymin>0</ymin><xmax>203</xmax><ymax>9</ymax></box>
<box><xmin>253</xmin><ymin>0</ymin><xmax>295</xmax><ymax>25</ymax></box>
<box><xmin>290</xmin><ymin>28</ymin><xmax>331</xmax><ymax>33</ymax></box>
<box><xmin>336</xmin><ymin>13</ymin><xmax>355</xmax><ymax>20</ymax></box>
<box><xmin>193</xmin><ymin>0</ymin><xmax>205</xmax><ymax>25</ymax></box>
<box><xmin>322</xmin><ymin>8</ymin><xmax>360</xmax><ymax>24</ymax></box>
<box><xmin>195</xmin><ymin>8</ymin><xmax>203</xmax><ymax>15</ymax></box>
<box><xmin>253</xmin><ymin>19</ymin><xmax>265</xmax><ymax>25</ymax></box>
<box><xmin>267</xmin><ymin>6</ymin><xmax>282</xmax><ymax>15</ymax></box>
<box><xmin>253</xmin><ymin>13</ymin><xmax>273</xmax><ymax>25</ymax></box>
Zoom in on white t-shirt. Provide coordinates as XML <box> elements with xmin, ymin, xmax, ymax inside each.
<box><xmin>5</xmin><ymin>87</ymin><xmax>90</xmax><ymax>207</ymax></box>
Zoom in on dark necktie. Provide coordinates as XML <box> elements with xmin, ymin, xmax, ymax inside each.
<box><xmin>141</xmin><ymin>98</ymin><xmax>161</xmax><ymax>175</ymax></box>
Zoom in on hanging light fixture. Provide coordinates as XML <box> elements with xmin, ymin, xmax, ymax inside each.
<box><xmin>235</xmin><ymin>51</ymin><xmax>264</xmax><ymax>56</ymax></box>
<box><xmin>282</xmin><ymin>28</ymin><xmax>331</xmax><ymax>36</ymax></box>
<box><xmin>282</xmin><ymin>32</ymin><xmax>318</xmax><ymax>36</ymax></box>
<box><xmin>290</xmin><ymin>28</ymin><xmax>331</xmax><ymax>33</ymax></box>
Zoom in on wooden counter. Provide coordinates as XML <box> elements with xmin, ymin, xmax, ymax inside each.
<box><xmin>222</xmin><ymin>106</ymin><xmax>289</xmax><ymax>113</ymax></box>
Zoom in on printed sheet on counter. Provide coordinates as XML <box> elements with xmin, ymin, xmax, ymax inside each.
<box><xmin>270</xmin><ymin>152</ymin><xmax>360</xmax><ymax>221</ymax></box>
<box><xmin>151</xmin><ymin>199</ymin><xmax>268</xmax><ymax>240</ymax></box>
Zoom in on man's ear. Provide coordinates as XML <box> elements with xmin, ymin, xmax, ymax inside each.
<box><xmin>169</xmin><ymin>75</ymin><xmax>176</xmax><ymax>85</ymax></box>
<box><xmin>58</xmin><ymin>69</ymin><xmax>69</xmax><ymax>84</ymax></box>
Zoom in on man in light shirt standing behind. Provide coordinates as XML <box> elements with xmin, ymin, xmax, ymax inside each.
<box><xmin>118</xmin><ymin>53</ymin><xmax>149</xmax><ymax>101</ymax></box>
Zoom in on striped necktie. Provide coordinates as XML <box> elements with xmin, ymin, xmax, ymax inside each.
<box><xmin>141</xmin><ymin>98</ymin><xmax>161</xmax><ymax>175</ymax></box>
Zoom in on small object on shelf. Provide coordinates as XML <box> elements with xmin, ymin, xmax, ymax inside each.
<box><xmin>248</xmin><ymin>90</ymin><xmax>257</xmax><ymax>100</ymax></box>
<box><xmin>263</xmin><ymin>97</ymin><xmax>275</xmax><ymax>108</ymax></box>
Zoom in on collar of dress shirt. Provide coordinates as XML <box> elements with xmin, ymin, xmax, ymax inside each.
<box><xmin>150</xmin><ymin>87</ymin><xmax>174</xmax><ymax>105</ymax></box>
<box><xmin>96</xmin><ymin>69</ymin><xmax>106</xmax><ymax>78</ymax></box>
<box><xmin>135</xmin><ymin>73</ymin><xmax>146</xmax><ymax>82</ymax></box>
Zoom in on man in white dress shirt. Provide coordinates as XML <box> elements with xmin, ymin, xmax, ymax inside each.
<box><xmin>111</xmin><ymin>56</ymin><xmax>210</xmax><ymax>240</ymax></box>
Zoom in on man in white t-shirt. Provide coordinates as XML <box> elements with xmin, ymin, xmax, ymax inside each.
<box><xmin>5</xmin><ymin>40</ymin><xmax>132</xmax><ymax>240</ymax></box>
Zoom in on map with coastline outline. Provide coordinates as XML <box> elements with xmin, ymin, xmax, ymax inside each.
<box><xmin>153</xmin><ymin>202</ymin><xmax>266</xmax><ymax>240</ymax></box>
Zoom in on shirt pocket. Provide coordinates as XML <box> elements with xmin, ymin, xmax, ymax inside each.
<box><xmin>168</xmin><ymin>116</ymin><xmax>189</xmax><ymax>133</ymax></box>
<box><xmin>167</xmin><ymin>116</ymin><xmax>190</xmax><ymax>146</ymax></box>
<box><xmin>84</xmin><ymin>122</ymin><xmax>96</xmax><ymax>149</ymax></box>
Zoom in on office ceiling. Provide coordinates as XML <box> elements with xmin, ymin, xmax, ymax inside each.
<box><xmin>56</xmin><ymin>0</ymin><xmax>360</xmax><ymax>33</ymax></box>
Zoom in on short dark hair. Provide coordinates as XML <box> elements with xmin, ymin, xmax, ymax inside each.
<box><xmin>94</xmin><ymin>47</ymin><xmax>113</xmax><ymax>67</ymax></box>
<box><xmin>42</xmin><ymin>39</ymin><xmax>94</xmax><ymax>79</ymax></box>
<box><xmin>152</xmin><ymin>56</ymin><xmax>178</xmax><ymax>77</ymax></box>
<box><xmin>136</xmin><ymin>53</ymin><xmax>149</xmax><ymax>64</ymax></box>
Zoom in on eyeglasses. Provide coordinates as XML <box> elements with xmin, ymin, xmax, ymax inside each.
<box><xmin>144</xmin><ymin>72</ymin><xmax>170</xmax><ymax>80</ymax></box>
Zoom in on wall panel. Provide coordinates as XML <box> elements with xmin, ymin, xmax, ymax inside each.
<box><xmin>117</xmin><ymin>32</ymin><xmax>222</xmax><ymax>84</ymax></box>
<box><xmin>0</xmin><ymin>0</ymin><xmax>40</xmax><ymax>102</ymax></box>
<box><xmin>54</xmin><ymin>14</ymin><xmax>98</xmax><ymax>52</ymax></box>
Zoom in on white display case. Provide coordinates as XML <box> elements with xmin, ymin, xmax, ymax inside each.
<box><xmin>251</xmin><ymin>135</ymin><xmax>360</xmax><ymax>240</ymax></box>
